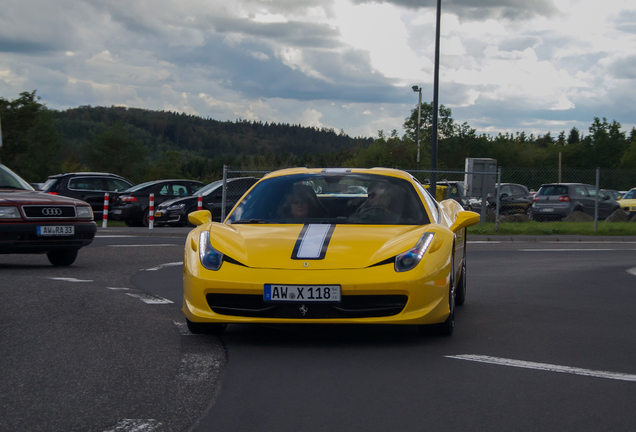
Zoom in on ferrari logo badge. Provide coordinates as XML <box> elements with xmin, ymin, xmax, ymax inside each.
<box><xmin>299</xmin><ymin>304</ymin><xmax>308</xmax><ymax>316</ymax></box>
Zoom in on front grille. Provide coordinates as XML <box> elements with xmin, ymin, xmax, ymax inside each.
<box><xmin>206</xmin><ymin>293</ymin><xmax>408</xmax><ymax>319</ymax></box>
<box><xmin>22</xmin><ymin>205</ymin><xmax>76</xmax><ymax>219</ymax></box>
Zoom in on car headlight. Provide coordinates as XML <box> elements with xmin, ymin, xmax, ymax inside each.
<box><xmin>76</xmin><ymin>206</ymin><xmax>93</xmax><ymax>219</ymax></box>
<box><xmin>199</xmin><ymin>230</ymin><xmax>223</xmax><ymax>271</ymax></box>
<box><xmin>395</xmin><ymin>233</ymin><xmax>434</xmax><ymax>272</ymax></box>
<box><xmin>167</xmin><ymin>203</ymin><xmax>186</xmax><ymax>211</ymax></box>
<box><xmin>0</xmin><ymin>206</ymin><xmax>21</xmax><ymax>219</ymax></box>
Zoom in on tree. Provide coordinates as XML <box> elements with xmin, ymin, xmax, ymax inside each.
<box><xmin>567</xmin><ymin>127</ymin><xmax>580</xmax><ymax>145</ymax></box>
<box><xmin>403</xmin><ymin>102</ymin><xmax>456</xmax><ymax>144</ymax></box>
<box><xmin>0</xmin><ymin>90</ymin><xmax>61</xmax><ymax>181</ymax></box>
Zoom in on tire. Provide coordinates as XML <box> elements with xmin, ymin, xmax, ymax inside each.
<box><xmin>142</xmin><ymin>209</ymin><xmax>150</xmax><ymax>227</ymax></box>
<box><xmin>455</xmin><ymin>244</ymin><xmax>467</xmax><ymax>306</ymax></box>
<box><xmin>186</xmin><ymin>318</ymin><xmax>227</xmax><ymax>335</ymax></box>
<box><xmin>47</xmin><ymin>250</ymin><xmax>79</xmax><ymax>266</ymax></box>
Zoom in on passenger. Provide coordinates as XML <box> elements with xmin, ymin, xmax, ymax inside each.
<box><xmin>280</xmin><ymin>184</ymin><xmax>329</xmax><ymax>219</ymax></box>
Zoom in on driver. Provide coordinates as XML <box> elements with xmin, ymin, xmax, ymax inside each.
<box><xmin>365</xmin><ymin>182</ymin><xmax>392</xmax><ymax>209</ymax></box>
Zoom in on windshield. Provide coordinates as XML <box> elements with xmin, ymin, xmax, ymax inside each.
<box><xmin>123</xmin><ymin>181</ymin><xmax>156</xmax><ymax>193</ymax></box>
<box><xmin>538</xmin><ymin>185</ymin><xmax>569</xmax><ymax>195</ymax></box>
<box><xmin>227</xmin><ymin>172</ymin><xmax>429</xmax><ymax>225</ymax></box>
<box><xmin>623</xmin><ymin>189</ymin><xmax>636</xmax><ymax>200</ymax></box>
<box><xmin>195</xmin><ymin>180</ymin><xmax>223</xmax><ymax>197</ymax></box>
<box><xmin>0</xmin><ymin>165</ymin><xmax>35</xmax><ymax>190</ymax></box>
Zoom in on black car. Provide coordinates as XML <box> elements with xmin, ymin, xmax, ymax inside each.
<box><xmin>0</xmin><ymin>164</ymin><xmax>96</xmax><ymax>266</ymax></box>
<box><xmin>154</xmin><ymin>177</ymin><xmax>259</xmax><ymax>225</ymax></box>
<box><xmin>468</xmin><ymin>183</ymin><xmax>534</xmax><ymax>215</ymax></box>
<box><xmin>110</xmin><ymin>179</ymin><xmax>204</xmax><ymax>226</ymax></box>
<box><xmin>42</xmin><ymin>172</ymin><xmax>134</xmax><ymax>217</ymax></box>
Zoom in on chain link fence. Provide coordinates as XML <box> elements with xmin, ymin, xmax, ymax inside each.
<box><xmin>221</xmin><ymin>165</ymin><xmax>636</xmax><ymax>228</ymax></box>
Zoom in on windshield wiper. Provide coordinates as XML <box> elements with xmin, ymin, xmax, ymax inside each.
<box><xmin>231</xmin><ymin>219</ymin><xmax>274</xmax><ymax>224</ymax></box>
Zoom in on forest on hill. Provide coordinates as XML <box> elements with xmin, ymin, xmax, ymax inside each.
<box><xmin>1</xmin><ymin>90</ymin><xmax>635</xmax><ymax>185</ymax></box>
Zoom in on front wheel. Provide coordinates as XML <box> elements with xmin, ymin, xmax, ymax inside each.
<box><xmin>186</xmin><ymin>318</ymin><xmax>227</xmax><ymax>335</ymax></box>
<box><xmin>142</xmin><ymin>209</ymin><xmax>150</xmax><ymax>227</ymax></box>
<box><xmin>455</xmin><ymin>256</ymin><xmax>467</xmax><ymax>306</ymax></box>
<box><xmin>47</xmin><ymin>250</ymin><xmax>79</xmax><ymax>266</ymax></box>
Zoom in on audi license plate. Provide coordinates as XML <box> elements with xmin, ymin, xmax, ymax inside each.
<box><xmin>37</xmin><ymin>226</ymin><xmax>74</xmax><ymax>236</ymax></box>
<box><xmin>540</xmin><ymin>208</ymin><xmax>554</xmax><ymax>212</ymax></box>
<box><xmin>154</xmin><ymin>211</ymin><xmax>162</xmax><ymax>217</ymax></box>
<box><xmin>264</xmin><ymin>284</ymin><xmax>340</xmax><ymax>303</ymax></box>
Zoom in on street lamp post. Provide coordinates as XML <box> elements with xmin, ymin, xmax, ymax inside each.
<box><xmin>430</xmin><ymin>0</ymin><xmax>442</xmax><ymax>200</ymax></box>
<box><xmin>412</xmin><ymin>86</ymin><xmax>422</xmax><ymax>171</ymax></box>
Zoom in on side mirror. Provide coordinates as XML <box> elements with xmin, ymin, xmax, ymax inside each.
<box><xmin>450</xmin><ymin>210</ymin><xmax>481</xmax><ymax>234</ymax></box>
<box><xmin>188</xmin><ymin>210</ymin><xmax>212</xmax><ymax>226</ymax></box>
<box><xmin>500</xmin><ymin>193</ymin><xmax>509</xmax><ymax>199</ymax></box>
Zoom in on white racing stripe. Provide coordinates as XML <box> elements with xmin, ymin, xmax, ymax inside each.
<box><xmin>48</xmin><ymin>277</ymin><xmax>93</xmax><ymax>282</ymax></box>
<box><xmin>446</xmin><ymin>355</ymin><xmax>636</xmax><ymax>382</ymax></box>
<box><xmin>297</xmin><ymin>224</ymin><xmax>331</xmax><ymax>258</ymax></box>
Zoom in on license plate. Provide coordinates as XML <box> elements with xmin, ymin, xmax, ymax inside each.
<box><xmin>154</xmin><ymin>211</ymin><xmax>162</xmax><ymax>217</ymax></box>
<box><xmin>37</xmin><ymin>226</ymin><xmax>74</xmax><ymax>236</ymax></box>
<box><xmin>540</xmin><ymin>208</ymin><xmax>554</xmax><ymax>212</ymax></box>
<box><xmin>264</xmin><ymin>284</ymin><xmax>340</xmax><ymax>303</ymax></box>
<box><xmin>112</xmin><ymin>210</ymin><xmax>122</xmax><ymax>215</ymax></box>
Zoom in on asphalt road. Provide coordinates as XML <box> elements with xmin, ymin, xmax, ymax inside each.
<box><xmin>2</xmin><ymin>229</ymin><xmax>636</xmax><ymax>431</ymax></box>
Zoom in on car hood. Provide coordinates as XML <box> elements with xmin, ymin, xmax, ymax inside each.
<box><xmin>618</xmin><ymin>198</ymin><xmax>636</xmax><ymax>207</ymax></box>
<box><xmin>0</xmin><ymin>190</ymin><xmax>85</xmax><ymax>205</ymax></box>
<box><xmin>206</xmin><ymin>223</ymin><xmax>436</xmax><ymax>270</ymax></box>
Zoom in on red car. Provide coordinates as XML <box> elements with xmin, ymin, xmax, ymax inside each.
<box><xmin>0</xmin><ymin>164</ymin><xmax>97</xmax><ymax>266</ymax></box>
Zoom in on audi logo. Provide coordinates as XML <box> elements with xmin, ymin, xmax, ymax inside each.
<box><xmin>41</xmin><ymin>208</ymin><xmax>63</xmax><ymax>216</ymax></box>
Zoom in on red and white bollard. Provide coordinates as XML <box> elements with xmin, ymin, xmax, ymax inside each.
<box><xmin>197</xmin><ymin>196</ymin><xmax>203</xmax><ymax>211</ymax></box>
<box><xmin>148</xmin><ymin>193</ymin><xmax>154</xmax><ymax>229</ymax></box>
<box><xmin>102</xmin><ymin>193</ymin><xmax>109</xmax><ymax>228</ymax></box>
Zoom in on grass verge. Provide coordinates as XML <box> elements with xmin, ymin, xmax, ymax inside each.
<box><xmin>468</xmin><ymin>221</ymin><xmax>636</xmax><ymax>236</ymax></box>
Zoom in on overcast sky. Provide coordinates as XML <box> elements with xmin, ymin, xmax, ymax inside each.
<box><xmin>1</xmin><ymin>0</ymin><xmax>635</xmax><ymax>139</ymax></box>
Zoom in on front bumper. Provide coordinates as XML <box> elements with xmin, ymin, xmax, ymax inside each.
<box><xmin>154</xmin><ymin>209</ymin><xmax>185</xmax><ymax>225</ymax></box>
<box><xmin>0</xmin><ymin>221</ymin><xmax>97</xmax><ymax>254</ymax></box>
<box><xmin>183</xmin><ymin>255</ymin><xmax>452</xmax><ymax>326</ymax></box>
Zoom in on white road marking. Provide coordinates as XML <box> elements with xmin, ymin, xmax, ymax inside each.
<box><xmin>126</xmin><ymin>293</ymin><xmax>174</xmax><ymax>304</ymax></box>
<box><xmin>540</xmin><ymin>241</ymin><xmax>636</xmax><ymax>244</ymax></box>
<box><xmin>95</xmin><ymin>235</ymin><xmax>136</xmax><ymax>238</ymax></box>
<box><xmin>520</xmin><ymin>248</ymin><xmax>619</xmax><ymax>252</ymax></box>
<box><xmin>627</xmin><ymin>267</ymin><xmax>636</xmax><ymax>276</ymax></box>
<box><xmin>102</xmin><ymin>419</ymin><xmax>162</xmax><ymax>432</ymax></box>
<box><xmin>106</xmin><ymin>287</ymin><xmax>131</xmax><ymax>291</ymax></box>
<box><xmin>468</xmin><ymin>241</ymin><xmax>503</xmax><ymax>244</ymax></box>
<box><xmin>108</xmin><ymin>244</ymin><xmax>177</xmax><ymax>247</ymax></box>
<box><xmin>446</xmin><ymin>355</ymin><xmax>636</xmax><ymax>382</ymax></box>
<box><xmin>144</xmin><ymin>262</ymin><xmax>183</xmax><ymax>271</ymax></box>
<box><xmin>48</xmin><ymin>277</ymin><xmax>93</xmax><ymax>282</ymax></box>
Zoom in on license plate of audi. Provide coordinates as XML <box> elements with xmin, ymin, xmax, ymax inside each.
<box><xmin>37</xmin><ymin>226</ymin><xmax>74</xmax><ymax>236</ymax></box>
<box><xmin>264</xmin><ymin>284</ymin><xmax>340</xmax><ymax>303</ymax></box>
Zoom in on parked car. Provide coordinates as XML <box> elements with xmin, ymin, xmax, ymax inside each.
<box><xmin>42</xmin><ymin>172</ymin><xmax>134</xmax><ymax>217</ymax></box>
<box><xmin>601</xmin><ymin>189</ymin><xmax>621</xmax><ymax>201</ymax></box>
<box><xmin>154</xmin><ymin>177</ymin><xmax>259</xmax><ymax>226</ymax></box>
<box><xmin>0</xmin><ymin>164</ymin><xmax>96</xmax><ymax>266</ymax></box>
<box><xmin>110</xmin><ymin>179</ymin><xmax>204</xmax><ymax>226</ymax></box>
<box><xmin>530</xmin><ymin>183</ymin><xmax>620</xmax><ymax>221</ymax></box>
<box><xmin>617</xmin><ymin>188</ymin><xmax>636</xmax><ymax>219</ymax></box>
<box><xmin>182</xmin><ymin>167</ymin><xmax>481</xmax><ymax>336</ymax></box>
<box><xmin>468</xmin><ymin>183</ymin><xmax>533</xmax><ymax>215</ymax></box>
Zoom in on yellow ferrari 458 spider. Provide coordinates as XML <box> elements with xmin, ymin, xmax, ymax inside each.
<box><xmin>183</xmin><ymin>167</ymin><xmax>480</xmax><ymax>336</ymax></box>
